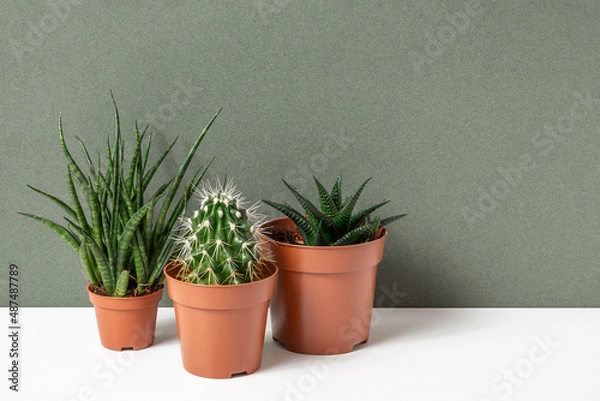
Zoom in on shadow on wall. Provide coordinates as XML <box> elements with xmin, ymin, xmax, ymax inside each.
<box><xmin>374</xmin><ymin>231</ymin><xmax>467</xmax><ymax>307</ymax></box>
<box><xmin>152</xmin><ymin>309</ymin><xmax>178</xmax><ymax>346</ymax></box>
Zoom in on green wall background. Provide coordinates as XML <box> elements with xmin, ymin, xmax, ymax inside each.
<box><xmin>1</xmin><ymin>0</ymin><xmax>599</xmax><ymax>307</ymax></box>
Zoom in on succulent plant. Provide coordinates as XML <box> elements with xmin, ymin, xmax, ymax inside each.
<box><xmin>20</xmin><ymin>93</ymin><xmax>221</xmax><ymax>297</ymax></box>
<box><xmin>262</xmin><ymin>176</ymin><xmax>406</xmax><ymax>246</ymax></box>
<box><xmin>174</xmin><ymin>179</ymin><xmax>269</xmax><ymax>285</ymax></box>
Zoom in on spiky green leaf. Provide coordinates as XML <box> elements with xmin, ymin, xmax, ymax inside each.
<box><xmin>348</xmin><ymin>200</ymin><xmax>391</xmax><ymax>229</ymax></box>
<box><xmin>380</xmin><ymin>214</ymin><xmax>407</xmax><ymax>227</ymax></box>
<box><xmin>27</xmin><ymin>185</ymin><xmax>78</xmax><ymax>221</ymax></box>
<box><xmin>142</xmin><ymin>136</ymin><xmax>178</xmax><ymax>190</ymax></box>
<box><xmin>75</xmin><ymin>136</ymin><xmax>98</xmax><ymax>182</ymax></box>
<box><xmin>331</xmin><ymin>224</ymin><xmax>372</xmax><ymax>246</ymax></box>
<box><xmin>330</xmin><ymin>176</ymin><xmax>342</xmax><ymax>209</ymax></box>
<box><xmin>155</xmin><ymin>108</ymin><xmax>221</xmax><ymax>236</ymax></box>
<box><xmin>59</xmin><ymin>115</ymin><xmax>87</xmax><ymax>186</ymax></box>
<box><xmin>65</xmin><ymin>165</ymin><xmax>91</xmax><ymax>235</ymax></box>
<box><xmin>115</xmin><ymin>197</ymin><xmax>161</xmax><ymax>275</ymax></box>
<box><xmin>261</xmin><ymin>199</ymin><xmax>317</xmax><ymax>245</ymax></box>
<box><xmin>282</xmin><ymin>179</ymin><xmax>335</xmax><ymax>231</ymax></box>
<box><xmin>19</xmin><ymin>213</ymin><xmax>81</xmax><ymax>252</ymax></box>
<box><xmin>81</xmin><ymin>231</ymin><xmax>114</xmax><ymax>294</ymax></box>
<box><xmin>79</xmin><ymin>237</ymin><xmax>99</xmax><ymax>285</ymax></box>
<box><xmin>313</xmin><ymin>176</ymin><xmax>338</xmax><ymax>217</ymax></box>
<box><xmin>333</xmin><ymin>177</ymin><xmax>371</xmax><ymax>229</ymax></box>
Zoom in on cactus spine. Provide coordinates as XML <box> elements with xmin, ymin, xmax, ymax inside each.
<box><xmin>175</xmin><ymin>179</ymin><xmax>267</xmax><ymax>285</ymax></box>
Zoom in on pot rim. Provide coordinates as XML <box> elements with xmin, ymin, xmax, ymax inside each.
<box><xmin>258</xmin><ymin>217</ymin><xmax>388</xmax><ymax>250</ymax></box>
<box><xmin>163</xmin><ymin>261</ymin><xmax>278</xmax><ymax>289</ymax></box>
<box><xmin>86</xmin><ymin>283</ymin><xmax>164</xmax><ymax>298</ymax></box>
<box><xmin>87</xmin><ymin>284</ymin><xmax>164</xmax><ymax>310</ymax></box>
<box><xmin>164</xmin><ymin>261</ymin><xmax>278</xmax><ymax>310</ymax></box>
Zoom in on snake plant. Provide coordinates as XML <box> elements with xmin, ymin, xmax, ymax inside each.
<box><xmin>262</xmin><ymin>176</ymin><xmax>406</xmax><ymax>246</ymax></box>
<box><xmin>173</xmin><ymin>178</ymin><xmax>269</xmax><ymax>285</ymax></box>
<box><xmin>20</xmin><ymin>94</ymin><xmax>221</xmax><ymax>297</ymax></box>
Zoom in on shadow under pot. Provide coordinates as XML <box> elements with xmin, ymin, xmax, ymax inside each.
<box><xmin>258</xmin><ymin>217</ymin><xmax>387</xmax><ymax>355</ymax></box>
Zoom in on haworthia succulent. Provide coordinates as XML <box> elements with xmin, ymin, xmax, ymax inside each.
<box><xmin>263</xmin><ymin>175</ymin><xmax>406</xmax><ymax>246</ymax></box>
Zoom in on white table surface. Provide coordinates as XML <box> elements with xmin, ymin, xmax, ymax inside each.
<box><xmin>1</xmin><ymin>307</ymin><xmax>599</xmax><ymax>401</ymax></box>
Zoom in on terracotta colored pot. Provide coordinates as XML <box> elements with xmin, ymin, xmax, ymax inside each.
<box><xmin>87</xmin><ymin>284</ymin><xmax>163</xmax><ymax>351</ymax></box>
<box><xmin>164</xmin><ymin>262</ymin><xmax>277</xmax><ymax>378</ymax></box>
<box><xmin>259</xmin><ymin>217</ymin><xmax>387</xmax><ymax>355</ymax></box>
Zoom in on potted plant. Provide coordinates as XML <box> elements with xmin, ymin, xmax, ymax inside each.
<box><xmin>164</xmin><ymin>179</ymin><xmax>277</xmax><ymax>378</ymax></box>
<box><xmin>260</xmin><ymin>176</ymin><xmax>405</xmax><ymax>355</ymax></box>
<box><xmin>20</xmin><ymin>94</ymin><xmax>221</xmax><ymax>350</ymax></box>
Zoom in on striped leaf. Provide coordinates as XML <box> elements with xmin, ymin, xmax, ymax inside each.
<box><xmin>19</xmin><ymin>213</ymin><xmax>80</xmax><ymax>252</ymax></box>
<box><xmin>84</xmin><ymin>182</ymin><xmax>105</xmax><ymax>252</ymax></box>
<box><xmin>79</xmin><ymin>237</ymin><xmax>99</xmax><ymax>285</ymax></box>
<box><xmin>348</xmin><ymin>200</ymin><xmax>391</xmax><ymax>230</ymax></box>
<box><xmin>59</xmin><ymin>115</ymin><xmax>87</xmax><ymax>186</ymax></box>
<box><xmin>282</xmin><ymin>179</ymin><xmax>336</xmax><ymax>232</ymax></box>
<box><xmin>75</xmin><ymin>136</ymin><xmax>98</xmax><ymax>181</ymax></box>
<box><xmin>82</xmin><ymin>231</ymin><xmax>114</xmax><ymax>295</ymax></box>
<box><xmin>330</xmin><ymin>176</ymin><xmax>342</xmax><ymax>209</ymax></box>
<box><xmin>333</xmin><ymin>177</ymin><xmax>371</xmax><ymax>229</ymax></box>
<box><xmin>261</xmin><ymin>200</ymin><xmax>317</xmax><ymax>245</ymax></box>
<box><xmin>380</xmin><ymin>214</ymin><xmax>407</xmax><ymax>227</ymax></box>
<box><xmin>331</xmin><ymin>224</ymin><xmax>372</xmax><ymax>246</ymax></box>
<box><xmin>66</xmin><ymin>165</ymin><xmax>91</xmax><ymax>234</ymax></box>
<box><xmin>26</xmin><ymin>185</ymin><xmax>77</xmax><ymax>221</ymax></box>
<box><xmin>155</xmin><ymin>108</ymin><xmax>221</xmax><ymax>236</ymax></box>
<box><xmin>142</xmin><ymin>137</ymin><xmax>178</xmax><ymax>191</ymax></box>
<box><xmin>115</xmin><ymin>198</ymin><xmax>160</xmax><ymax>276</ymax></box>
<box><xmin>313</xmin><ymin>176</ymin><xmax>338</xmax><ymax>217</ymax></box>
<box><xmin>115</xmin><ymin>270</ymin><xmax>130</xmax><ymax>297</ymax></box>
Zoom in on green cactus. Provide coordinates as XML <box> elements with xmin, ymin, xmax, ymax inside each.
<box><xmin>175</xmin><ymin>179</ymin><xmax>268</xmax><ymax>285</ymax></box>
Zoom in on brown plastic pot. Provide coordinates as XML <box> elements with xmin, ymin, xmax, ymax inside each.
<box><xmin>259</xmin><ymin>217</ymin><xmax>387</xmax><ymax>355</ymax></box>
<box><xmin>87</xmin><ymin>284</ymin><xmax>163</xmax><ymax>351</ymax></box>
<box><xmin>164</xmin><ymin>262</ymin><xmax>277</xmax><ymax>378</ymax></box>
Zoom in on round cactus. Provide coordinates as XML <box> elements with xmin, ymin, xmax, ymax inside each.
<box><xmin>174</xmin><ymin>179</ymin><xmax>268</xmax><ymax>285</ymax></box>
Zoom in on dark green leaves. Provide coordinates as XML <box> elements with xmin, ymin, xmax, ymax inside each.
<box><xmin>21</xmin><ymin>95</ymin><xmax>220</xmax><ymax>296</ymax></box>
<box><xmin>263</xmin><ymin>175</ymin><xmax>406</xmax><ymax>246</ymax></box>
<box><xmin>314</xmin><ymin>177</ymin><xmax>337</xmax><ymax>217</ymax></box>
<box><xmin>19</xmin><ymin>213</ymin><xmax>81</xmax><ymax>252</ymax></box>
<box><xmin>261</xmin><ymin>199</ymin><xmax>317</xmax><ymax>245</ymax></box>
<box><xmin>333</xmin><ymin>178</ymin><xmax>371</xmax><ymax>229</ymax></box>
